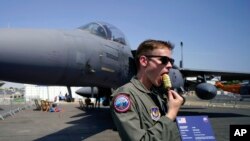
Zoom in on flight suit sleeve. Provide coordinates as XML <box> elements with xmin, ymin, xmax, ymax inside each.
<box><xmin>111</xmin><ymin>93</ymin><xmax>181</xmax><ymax>141</ymax></box>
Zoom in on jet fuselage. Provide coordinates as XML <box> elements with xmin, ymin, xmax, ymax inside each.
<box><xmin>0</xmin><ymin>22</ymin><xmax>133</xmax><ymax>88</ymax></box>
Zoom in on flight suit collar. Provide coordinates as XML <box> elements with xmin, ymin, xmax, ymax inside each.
<box><xmin>130</xmin><ymin>76</ymin><xmax>167</xmax><ymax>117</ymax></box>
<box><xmin>130</xmin><ymin>76</ymin><xmax>151</xmax><ymax>94</ymax></box>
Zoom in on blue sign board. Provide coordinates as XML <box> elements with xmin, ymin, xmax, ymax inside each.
<box><xmin>176</xmin><ymin>116</ymin><xmax>216</xmax><ymax>141</ymax></box>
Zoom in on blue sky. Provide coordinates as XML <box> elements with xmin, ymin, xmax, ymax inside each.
<box><xmin>0</xmin><ymin>0</ymin><xmax>250</xmax><ymax>73</ymax></box>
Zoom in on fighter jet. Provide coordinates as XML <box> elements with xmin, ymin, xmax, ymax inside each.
<box><xmin>215</xmin><ymin>81</ymin><xmax>250</xmax><ymax>96</ymax></box>
<box><xmin>1</xmin><ymin>21</ymin><xmax>250</xmax><ymax>102</ymax></box>
<box><xmin>178</xmin><ymin>68</ymin><xmax>250</xmax><ymax>99</ymax></box>
<box><xmin>0</xmin><ymin>22</ymin><xmax>135</xmax><ymax>100</ymax></box>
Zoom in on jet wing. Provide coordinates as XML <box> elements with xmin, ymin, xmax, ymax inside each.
<box><xmin>179</xmin><ymin>68</ymin><xmax>250</xmax><ymax>81</ymax></box>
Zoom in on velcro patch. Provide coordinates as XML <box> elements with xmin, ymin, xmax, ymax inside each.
<box><xmin>114</xmin><ymin>94</ymin><xmax>131</xmax><ymax>113</ymax></box>
<box><xmin>150</xmin><ymin>106</ymin><xmax>161</xmax><ymax>121</ymax></box>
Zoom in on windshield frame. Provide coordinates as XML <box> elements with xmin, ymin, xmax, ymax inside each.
<box><xmin>79</xmin><ymin>22</ymin><xmax>128</xmax><ymax>45</ymax></box>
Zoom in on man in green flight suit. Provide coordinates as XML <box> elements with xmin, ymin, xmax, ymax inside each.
<box><xmin>111</xmin><ymin>39</ymin><xmax>184</xmax><ymax>141</ymax></box>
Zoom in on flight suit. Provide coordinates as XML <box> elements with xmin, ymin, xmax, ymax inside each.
<box><xmin>111</xmin><ymin>76</ymin><xmax>181</xmax><ymax>141</ymax></box>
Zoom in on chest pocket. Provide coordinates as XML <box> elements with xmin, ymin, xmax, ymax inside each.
<box><xmin>127</xmin><ymin>83</ymin><xmax>156</xmax><ymax>129</ymax></box>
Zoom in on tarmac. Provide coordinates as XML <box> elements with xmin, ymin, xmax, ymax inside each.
<box><xmin>0</xmin><ymin>96</ymin><xmax>250</xmax><ymax>141</ymax></box>
<box><xmin>0</xmin><ymin>102</ymin><xmax>120</xmax><ymax>141</ymax></box>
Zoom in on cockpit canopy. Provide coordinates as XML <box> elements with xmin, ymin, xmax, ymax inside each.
<box><xmin>79</xmin><ymin>22</ymin><xmax>128</xmax><ymax>45</ymax></box>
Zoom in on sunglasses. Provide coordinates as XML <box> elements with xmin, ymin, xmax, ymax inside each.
<box><xmin>145</xmin><ymin>55</ymin><xmax>175</xmax><ymax>65</ymax></box>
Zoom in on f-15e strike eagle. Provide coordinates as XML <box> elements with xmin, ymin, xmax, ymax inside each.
<box><xmin>1</xmin><ymin>22</ymin><xmax>250</xmax><ymax>104</ymax></box>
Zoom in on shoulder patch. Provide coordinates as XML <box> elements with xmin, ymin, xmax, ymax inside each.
<box><xmin>113</xmin><ymin>94</ymin><xmax>131</xmax><ymax>113</ymax></box>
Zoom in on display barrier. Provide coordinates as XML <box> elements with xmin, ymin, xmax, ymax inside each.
<box><xmin>0</xmin><ymin>95</ymin><xmax>34</xmax><ymax>120</ymax></box>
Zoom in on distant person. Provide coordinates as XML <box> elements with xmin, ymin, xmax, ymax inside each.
<box><xmin>95</xmin><ymin>94</ymin><xmax>101</xmax><ymax>108</ymax></box>
<box><xmin>49</xmin><ymin>102</ymin><xmax>61</xmax><ymax>112</ymax></box>
<box><xmin>59</xmin><ymin>92</ymin><xmax>64</xmax><ymax>101</ymax></box>
<box><xmin>65</xmin><ymin>93</ymin><xmax>70</xmax><ymax>102</ymax></box>
<box><xmin>52</xmin><ymin>96</ymin><xmax>59</xmax><ymax>107</ymax></box>
<box><xmin>85</xmin><ymin>97</ymin><xmax>94</xmax><ymax>108</ymax></box>
<box><xmin>111</xmin><ymin>39</ymin><xmax>184</xmax><ymax>141</ymax></box>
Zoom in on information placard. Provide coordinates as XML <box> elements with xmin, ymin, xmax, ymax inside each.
<box><xmin>176</xmin><ymin>116</ymin><xmax>216</xmax><ymax>141</ymax></box>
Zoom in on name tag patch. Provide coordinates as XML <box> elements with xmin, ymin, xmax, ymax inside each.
<box><xmin>114</xmin><ymin>94</ymin><xmax>131</xmax><ymax>113</ymax></box>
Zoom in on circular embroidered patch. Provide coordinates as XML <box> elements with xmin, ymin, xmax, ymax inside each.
<box><xmin>114</xmin><ymin>94</ymin><xmax>131</xmax><ymax>113</ymax></box>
